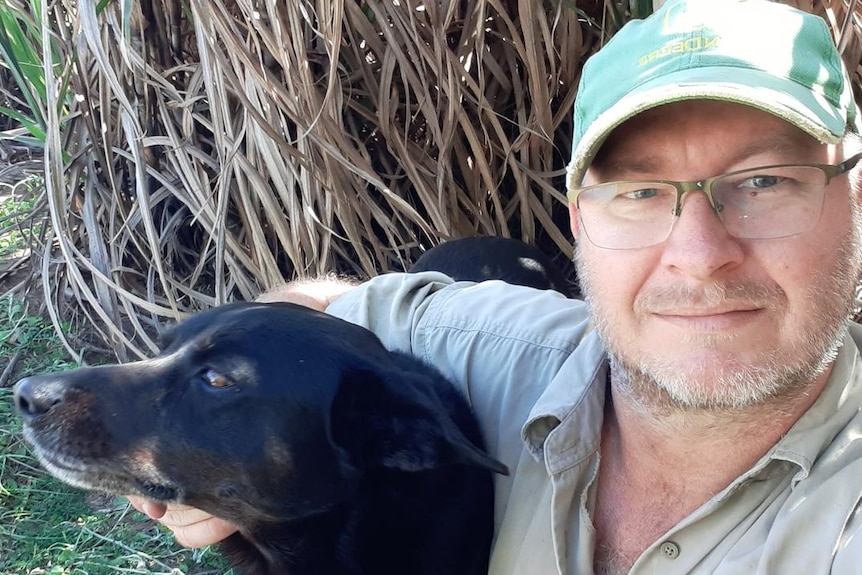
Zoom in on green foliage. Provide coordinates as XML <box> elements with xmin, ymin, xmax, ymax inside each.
<box><xmin>603</xmin><ymin>0</ymin><xmax>654</xmax><ymax>32</ymax></box>
<box><xmin>629</xmin><ymin>0</ymin><xmax>654</xmax><ymax>19</ymax></box>
<box><xmin>0</xmin><ymin>0</ymin><xmax>69</xmax><ymax>147</ymax></box>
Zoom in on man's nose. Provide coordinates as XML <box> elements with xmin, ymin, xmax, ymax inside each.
<box><xmin>659</xmin><ymin>191</ymin><xmax>744</xmax><ymax>280</ymax></box>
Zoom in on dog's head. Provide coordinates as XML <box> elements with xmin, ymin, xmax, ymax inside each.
<box><xmin>14</xmin><ymin>302</ymin><xmax>504</xmax><ymax>528</ymax></box>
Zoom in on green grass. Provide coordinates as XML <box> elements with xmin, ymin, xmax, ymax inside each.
<box><xmin>0</xmin><ymin>192</ymin><xmax>232</xmax><ymax>574</ymax></box>
<box><xmin>0</xmin><ymin>174</ymin><xmax>44</xmax><ymax>259</ymax></box>
<box><xmin>0</xmin><ymin>295</ymin><xmax>75</xmax><ymax>378</ymax></box>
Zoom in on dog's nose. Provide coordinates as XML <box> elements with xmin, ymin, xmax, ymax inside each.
<box><xmin>13</xmin><ymin>377</ymin><xmax>66</xmax><ymax>421</ymax></box>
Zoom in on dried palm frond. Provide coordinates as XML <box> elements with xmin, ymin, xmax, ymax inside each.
<box><xmin>29</xmin><ymin>0</ymin><xmax>862</xmax><ymax>358</ymax></box>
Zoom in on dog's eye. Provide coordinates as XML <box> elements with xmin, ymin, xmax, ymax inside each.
<box><xmin>202</xmin><ymin>369</ymin><xmax>233</xmax><ymax>388</ymax></box>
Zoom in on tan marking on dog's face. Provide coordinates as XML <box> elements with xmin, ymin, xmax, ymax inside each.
<box><xmin>123</xmin><ymin>439</ymin><xmax>173</xmax><ymax>485</ymax></box>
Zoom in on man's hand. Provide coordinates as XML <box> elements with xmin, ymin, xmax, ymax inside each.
<box><xmin>127</xmin><ymin>496</ymin><xmax>239</xmax><ymax>548</ymax></box>
<box><xmin>256</xmin><ymin>275</ymin><xmax>359</xmax><ymax>310</ymax></box>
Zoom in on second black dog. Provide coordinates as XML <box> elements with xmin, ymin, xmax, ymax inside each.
<box><xmin>410</xmin><ymin>236</ymin><xmax>578</xmax><ymax>297</ymax></box>
<box><xmin>14</xmin><ymin>302</ymin><xmax>508</xmax><ymax>575</ymax></box>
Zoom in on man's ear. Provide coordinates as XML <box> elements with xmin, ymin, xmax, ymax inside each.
<box><xmin>329</xmin><ymin>369</ymin><xmax>508</xmax><ymax>476</ymax></box>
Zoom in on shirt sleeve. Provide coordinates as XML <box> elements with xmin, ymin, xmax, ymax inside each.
<box><xmin>325</xmin><ymin>271</ymin><xmax>593</xmax><ymax>474</ymax></box>
<box><xmin>325</xmin><ymin>271</ymin><xmax>591</xmax><ymax>376</ymax></box>
<box><xmin>325</xmin><ymin>271</ymin><xmax>459</xmax><ymax>356</ymax></box>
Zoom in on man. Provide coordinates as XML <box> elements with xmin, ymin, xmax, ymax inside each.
<box><xmin>130</xmin><ymin>0</ymin><xmax>862</xmax><ymax>572</ymax></box>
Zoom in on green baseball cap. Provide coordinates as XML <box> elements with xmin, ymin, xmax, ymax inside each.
<box><xmin>566</xmin><ymin>0</ymin><xmax>862</xmax><ymax>193</ymax></box>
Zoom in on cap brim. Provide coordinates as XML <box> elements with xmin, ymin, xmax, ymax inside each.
<box><xmin>566</xmin><ymin>66</ymin><xmax>850</xmax><ymax>194</ymax></box>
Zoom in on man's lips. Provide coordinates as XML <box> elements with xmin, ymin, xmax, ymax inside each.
<box><xmin>652</xmin><ymin>304</ymin><xmax>764</xmax><ymax>316</ymax></box>
<box><xmin>651</xmin><ymin>308</ymin><xmax>764</xmax><ymax>330</ymax></box>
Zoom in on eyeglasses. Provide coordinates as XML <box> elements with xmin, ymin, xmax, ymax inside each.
<box><xmin>567</xmin><ymin>152</ymin><xmax>862</xmax><ymax>250</ymax></box>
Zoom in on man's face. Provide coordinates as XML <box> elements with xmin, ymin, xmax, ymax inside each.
<box><xmin>570</xmin><ymin>100</ymin><xmax>862</xmax><ymax>411</ymax></box>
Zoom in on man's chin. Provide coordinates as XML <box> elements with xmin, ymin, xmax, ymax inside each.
<box><xmin>609</xmin><ymin>350</ymin><xmax>815</xmax><ymax>412</ymax></box>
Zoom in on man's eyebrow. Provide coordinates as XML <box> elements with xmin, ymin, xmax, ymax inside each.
<box><xmin>600</xmin><ymin>135</ymin><xmax>822</xmax><ymax>178</ymax></box>
<box><xmin>730</xmin><ymin>135</ymin><xmax>822</xmax><ymax>163</ymax></box>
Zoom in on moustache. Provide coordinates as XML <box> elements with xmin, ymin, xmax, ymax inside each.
<box><xmin>634</xmin><ymin>280</ymin><xmax>785</xmax><ymax>315</ymax></box>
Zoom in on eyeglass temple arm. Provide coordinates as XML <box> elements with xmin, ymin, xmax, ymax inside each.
<box><xmin>835</xmin><ymin>151</ymin><xmax>862</xmax><ymax>176</ymax></box>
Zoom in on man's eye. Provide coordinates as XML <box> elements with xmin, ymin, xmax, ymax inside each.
<box><xmin>201</xmin><ymin>369</ymin><xmax>233</xmax><ymax>388</ymax></box>
<box><xmin>623</xmin><ymin>187</ymin><xmax>660</xmax><ymax>200</ymax></box>
<box><xmin>741</xmin><ymin>175</ymin><xmax>781</xmax><ymax>189</ymax></box>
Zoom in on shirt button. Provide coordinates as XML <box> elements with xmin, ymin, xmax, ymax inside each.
<box><xmin>660</xmin><ymin>541</ymin><xmax>681</xmax><ymax>559</ymax></box>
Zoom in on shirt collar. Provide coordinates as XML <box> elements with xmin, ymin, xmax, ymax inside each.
<box><xmin>770</xmin><ymin>325</ymin><xmax>862</xmax><ymax>483</ymax></box>
<box><xmin>521</xmin><ymin>329</ymin><xmax>607</xmax><ymax>466</ymax></box>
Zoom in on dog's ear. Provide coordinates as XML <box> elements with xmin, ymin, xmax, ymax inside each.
<box><xmin>330</xmin><ymin>369</ymin><xmax>508</xmax><ymax>475</ymax></box>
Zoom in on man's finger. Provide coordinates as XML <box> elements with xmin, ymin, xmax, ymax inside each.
<box><xmin>126</xmin><ymin>497</ymin><xmax>238</xmax><ymax>548</ymax></box>
<box><xmin>127</xmin><ymin>496</ymin><xmax>167</xmax><ymax>519</ymax></box>
<box><xmin>171</xmin><ymin>514</ymin><xmax>239</xmax><ymax>548</ymax></box>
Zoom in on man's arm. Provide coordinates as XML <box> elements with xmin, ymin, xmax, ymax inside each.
<box><xmin>255</xmin><ymin>274</ymin><xmax>360</xmax><ymax>310</ymax></box>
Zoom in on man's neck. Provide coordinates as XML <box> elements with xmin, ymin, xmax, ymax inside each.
<box><xmin>592</xmin><ymin>367</ymin><xmax>832</xmax><ymax>574</ymax></box>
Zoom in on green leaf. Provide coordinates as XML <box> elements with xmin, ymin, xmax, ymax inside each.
<box><xmin>630</xmin><ymin>0</ymin><xmax>654</xmax><ymax>19</ymax></box>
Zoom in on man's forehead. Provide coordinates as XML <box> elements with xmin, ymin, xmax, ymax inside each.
<box><xmin>609</xmin><ymin>99</ymin><xmax>812</xmax><ymax>134</ymax></box>
<box><xmin>592</xmin><ymin>100</ymin><xmax>827</xmax><ymax>171</ymax></box>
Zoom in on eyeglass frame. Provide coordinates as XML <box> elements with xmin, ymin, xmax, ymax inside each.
<box><xmin>566</xmin><ymin>150</ymin><xmax>862</xmax><ymax>249</ymax></box>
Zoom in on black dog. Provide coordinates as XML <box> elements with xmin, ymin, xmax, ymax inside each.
<box><xmin>409</xmin><ymin>236</ymin><xmax>578</xmax><ymax>297</ymax></box>
<box><xmin>14</xmin><ymin>302</ymin><xmax>508</xmax><ymax>575</ymax></box>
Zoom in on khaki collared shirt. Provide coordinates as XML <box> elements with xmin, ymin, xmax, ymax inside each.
<box><xmin>327</xmin><ymin>272</ymin><xmax>862</xmax><ymax>574</ymax></box>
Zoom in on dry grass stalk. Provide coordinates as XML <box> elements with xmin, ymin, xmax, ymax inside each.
<box><xmin>28</xmin><ymin>0</ymin><xmax>862</xmax><ymax>358</ymax></box>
